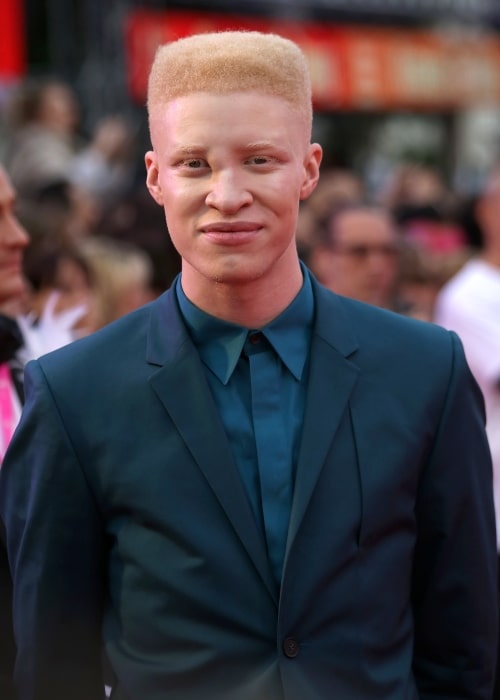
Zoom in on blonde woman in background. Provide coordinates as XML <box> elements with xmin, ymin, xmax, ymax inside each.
<box><xmin>80</xmin><ymin>236</ymin><xmax>155</xmax><ymax>330</ymax></box>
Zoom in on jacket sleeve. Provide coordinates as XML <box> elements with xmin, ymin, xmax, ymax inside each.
<box><xmin>412</xmin><ymin>331</ymin><xmax>498</xmax><ymax>699</ymax></box>
<box><xmin>0</xmin><ymin>359</ymin><xmax>106</xmax><ymax>700</ymax></box>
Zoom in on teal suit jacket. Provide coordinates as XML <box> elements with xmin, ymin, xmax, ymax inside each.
<box><xmin>0</xmin><ymin>275</ymin><xmax>497</xmax><ymax>699</ymax></box>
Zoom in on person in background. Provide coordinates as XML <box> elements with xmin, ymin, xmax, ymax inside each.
<box><xmin>0</xmin><ymin>31</ymin><xmax>496</xmax><ymax>700</ymax></box>
<box><xmin>396</xmin><ymin>242</ymin><xmax>448</xmax><ymax>321</ymax></box>
<box><xmin>0</xmin><ymin>165</ymin><xmax>31</xmax><ymax>458</ymax></box>
<box><xmin>0</xmin><ymin>164</ymin><xmax>30</xmax><ymax>700</ymax></box>
<box><xmin>0</xmin><ymin>166</ymin><xmax>90</xmax><ymax>452</ymax></box>
<box><xmin>22</xmin><ymin>236</ymin><xmax>95</xmax><ymax>339</ymax></box>
<box><xmin>308</xmin><ymin>203</ymin><xmax>401</xmax><ymax>309</ymax></box>
<box><xmin>94</xmin><ymin>182</ymin><xmax>182</xmax><ymax>296</ymax></box>
<box><xmin>0</xmin><ymin>161</ymin><xmax>29</xmax><ymax>699</ymax></box>
<box><xmin>70</xmin><ymin>115</ymin><xmax>136</xmax><ymax>209</ymax></box>
<box><xmin>0</xmin><ymin>163</ymin><xmax>91</xmax><ymax>698</ymax></box>
<box><xmin>434</xmin><ymin>166</ymin><xmax>500</xmax><ymax>699</ymax></box>
<box><xmin>79</xmin><ymin>236</ymin><xmax>155</xmax><ymax>330</ymax></box>
<box><xmin>295</xmin><ymin>167</ymin><xmax>364</xmax><ymax>265</ymax></box>
<box><xmin>4</xmin><ymin>79</ymin><xmax>80</xmax><ymax>199</ymax></box>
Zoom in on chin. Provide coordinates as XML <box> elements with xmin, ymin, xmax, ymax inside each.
<box><xmin>210</xmin><ymin>260</ymin><xmax>271</xmax><ymax>286</ymax></box>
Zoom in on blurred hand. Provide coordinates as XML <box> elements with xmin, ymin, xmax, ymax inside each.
<box><xmin>16</xmin><ymin>290</ymin><xmax>88</xmax><ymax>360</ymax></box>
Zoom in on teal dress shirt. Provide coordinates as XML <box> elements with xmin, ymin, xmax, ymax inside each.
<box><xmin>176</xmin><ymin>269</ymin><xmax>314</xmax><ymax>587</ymax></box>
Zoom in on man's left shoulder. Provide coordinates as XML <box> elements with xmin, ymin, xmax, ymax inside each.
<box><xmin>315</xmin><ymin>281</ymin><xmax>453</xmax><ymax>356</ymax></box>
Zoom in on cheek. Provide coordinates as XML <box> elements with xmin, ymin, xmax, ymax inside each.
<box><xmin>273</xmin><ymin>191</ymin><xmax>300</xmax><ymax>226</ymax></box>
<box><xmin>163</xmin><ymin>214</ymin><xmax>192</xmax><ymax>259</ymax></box>
<box><xmin>331</xmin><ymin>256</ymin><xmax>350</xmax><ymax>276</ymax></box>
<box><xmin>161</xmin><ymin>178</ymin><xmax>200</xmax><ymax>214</ymax></box>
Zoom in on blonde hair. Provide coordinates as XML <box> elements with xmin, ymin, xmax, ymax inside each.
<box><xmin>81</xmin><ymin>237</ymin><xmax>153</xmax><ymax>329</ymax></box>
<box><xmin>147</xmin><ymin>31</ymin><xmax>313</xmax><ymax>138</ymax></box>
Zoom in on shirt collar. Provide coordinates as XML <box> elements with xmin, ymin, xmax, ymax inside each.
<box><xmin>176</xmin><ymin>265</ymin><xmax>314</xmax><ymax>385</ymax></box>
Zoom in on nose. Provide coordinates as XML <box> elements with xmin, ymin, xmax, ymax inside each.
<box><xmin>205</xmin><ymin>168</ymin><xmax>253</xmax><ymax>213</ymax></box>
<box><xmin>367</xmin><ymin>250</ymin><xmax>390</xmax><ymax>273</ymax></box>
<box><xmin>3</xmin><ymin>212</ymin><xmax>29</xmax><ymax>249</ymax></box>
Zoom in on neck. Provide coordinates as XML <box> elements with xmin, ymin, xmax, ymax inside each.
<box><xmin>182</xmin><ymin>261</ymin><xmax>304</xmax><ymax>328</ymax></box>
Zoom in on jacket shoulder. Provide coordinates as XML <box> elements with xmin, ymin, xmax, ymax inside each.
<box><xmin>34</xmin><ymin>295</ymin><xmax>161</xmax><ymax>382</ymax></box>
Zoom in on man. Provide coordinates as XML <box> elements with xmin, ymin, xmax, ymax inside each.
<box><xmin>434</xmin><ymin>167</ymin><xmax>500</xmax><ymax>698</ymax></box>
<box><xmin>0</xmin><ymin>164</ymin><xmax>30</xmax><ymax>700</ymax></box>
<box><xmin>0</xmin><ymin>32</ymin><xmax>497</xmax><ymax>700</ymax></box>
<box><xmin>309</xmin><ymin>204</ymin><xmax>401</xmax><ymax>309</ymax></box>
<box><xmin>0</xmin><ymin>163</ymin><xmax>90</xmax><ymax>698</ymax></box>
<box><xmin>0</xmin><ymin>165</ymin><xmax>90</xmax><ymax>443</ymax></box>
<box><xmin>0</xmin><ymin>166</ymin><xmax>30</xmax><ymax>454</ymax></box>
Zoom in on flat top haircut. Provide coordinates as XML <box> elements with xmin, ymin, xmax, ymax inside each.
<box><xmin>147</xmin><ymin>30</ymin><xmax>313</xmax><ymax>139</ymax></box>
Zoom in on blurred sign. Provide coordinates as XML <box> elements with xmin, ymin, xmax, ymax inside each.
<box><xmin>0</xmin><ymin>0</ymin><xmax>25</xmax><ymax>82</ymax></box>
<box><xmin>125</xmin><ymin>9</ymin><xmax>500</xmax><ymax>110</ymax></box>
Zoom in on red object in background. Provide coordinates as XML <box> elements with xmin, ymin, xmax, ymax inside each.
<box><xmin>0</xmin><ymin>0</ymin><xmax>26</xmax><ymax>81</ymax></box>
<box><xmin>124</xmin><ymin>8</ymin><xmax>500</xmax><ymax>111</ymax></box>
<box><xmin>405</xmin><ymin>221</ymin><xmax>468</xmax><ymax>255</ymax></box>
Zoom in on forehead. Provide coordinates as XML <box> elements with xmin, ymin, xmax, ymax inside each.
<box><xmin>150</xmin><ymin>91</ymin><xmax>307</xmax><ymax>149</ymax></box>
<box><xmin>334</xmin><ymin>210</ymin><xmax>395</xmax><ymax>240</ymax></box>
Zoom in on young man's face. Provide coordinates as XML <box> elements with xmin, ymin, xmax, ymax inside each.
<box><xmin>146</xmin><ymin>91</ymin><xmax>321</xmax><ymax>303</ymax></box>
<box><xmin>0</xmin><ymin>167</ymin><xmax>29</xmax><ymax>308</ymax></box>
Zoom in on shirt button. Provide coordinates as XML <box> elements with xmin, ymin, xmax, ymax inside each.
<box><xmin>249</xmin><ymin>332</ymin><xmax>263</xmax><ymax>345</ymax></box>
<box><xmin>283</xmin><ymin>637</ymin><xmax>300</xmax><ymax>658</ymax></box>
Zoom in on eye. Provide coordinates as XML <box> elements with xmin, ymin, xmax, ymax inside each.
<box><xmin>183</xmin><ymin>158</ymin><xmax>207</xmax><ymax>169</ymax></box>
<box><xmin>247</xmin><ymin>155</ymin><xmax>271</xmax><ymax>165</ymax></box>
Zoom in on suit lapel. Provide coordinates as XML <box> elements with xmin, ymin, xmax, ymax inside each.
<box><xmin>286</xmin><ymin>283</ymin><xmax>360</xmax><ymax>558</ymax></box>
<box><xmin>146</xmin><ymin>290</ymin><xmax>277</xmax><ymax>603</ymax></box>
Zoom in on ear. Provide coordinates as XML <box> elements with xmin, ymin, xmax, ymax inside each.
<box><xmin>145</xmin><ymin>151</ymin><xmax>163</xmax><ymax>206</ymax></box>
<box><xmin>300</xmin><ymin>143</ymin><xmax>323</xmax><ymax>201</ymax></box>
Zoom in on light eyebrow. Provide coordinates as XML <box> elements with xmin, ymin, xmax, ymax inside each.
<box><xmin>241</xmin><ymin>141</ymin><xmax>290</xmax><ymax>161</ymax></box>
<box><xmin>245</xmin><ymin>141</ymin><xmax>278</xmax><ymax>151</ymax></box>
<box><xmin>173</xmin><ymin>144</ymin><xmax>205</xmax><ymax>156</ymax></box>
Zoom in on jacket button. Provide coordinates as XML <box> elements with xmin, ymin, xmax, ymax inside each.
<box><xmin>283</xmin><ymin>637</ymin><xmax>300</xmax><ymax>658</ymax></box>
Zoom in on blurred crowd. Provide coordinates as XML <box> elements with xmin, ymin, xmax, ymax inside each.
<box><xmin>1</xmin><ymin>76</ymin><xmax>496</xmax><ymax>325</ymax></box>
<box><xmin>0</xmin><ymin>75</ymin><xmax>499</xmax><ymax>473</ymax></box>
<box><xmin>1</xmin><ymin>76</ymin><xmax>182</xmax><ymax>343</ymax></box>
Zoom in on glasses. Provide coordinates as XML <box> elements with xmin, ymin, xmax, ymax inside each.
<box><xmin>330</xmin><ymin>243</ymin><xmax>400</xmax><ymax>259</ymax></box>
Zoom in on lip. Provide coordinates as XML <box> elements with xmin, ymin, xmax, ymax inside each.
<box><xmin>199</xmin><ymin>221</ymin><xmax>262</xmax><ymax>245</ymax></box>
<box><xmin>200</xmin><ymin>221</ymin><xmax>261</xmax><ymax>234</ymax></box>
